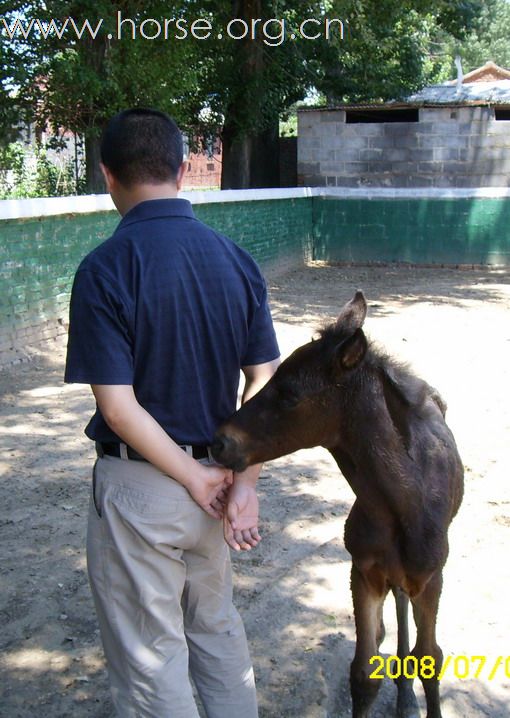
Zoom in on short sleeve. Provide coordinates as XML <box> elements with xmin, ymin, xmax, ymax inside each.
<box><xmin>64</xmin><ymin>269</ymin><xmax>134</xmax><ymax>384</ymax></box>
<box><xmin>242</xmin><ymin>282</ymin><xmax>280</xmax><ymax>366</ymax></box>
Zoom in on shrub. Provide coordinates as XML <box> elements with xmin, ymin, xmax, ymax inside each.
<box><xmin>0</xmin><ymin>141</ymin><xmax>83</xmax><ymax>198</ymax></box>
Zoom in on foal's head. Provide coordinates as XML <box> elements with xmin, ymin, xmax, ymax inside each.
<box><xmin>212</xmin><ymin>291</ymin><xmax>369</xmax><ymax>472</ymax></box>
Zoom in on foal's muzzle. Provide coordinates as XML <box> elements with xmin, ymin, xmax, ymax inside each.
<box><xmin>211</xmin><ymin>433</ymin><xmax>248</xmax><ymax>473</ymax></box>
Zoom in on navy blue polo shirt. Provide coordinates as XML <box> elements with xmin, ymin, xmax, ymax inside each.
<box><xmin>64</xmin><ymin>198</ymin><xmax>280</xmax><ymax>445</ymax></box>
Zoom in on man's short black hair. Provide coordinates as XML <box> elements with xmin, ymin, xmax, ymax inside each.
<box><xmin>100</xmin><ymin>108</ymin><xmax>183</xmax><ymax>187</ymax></box>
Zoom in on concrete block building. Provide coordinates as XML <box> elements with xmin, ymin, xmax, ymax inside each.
<box><xmin>298</xmin><ymin>62</ymin><xmax>510</xmax><ymax>188</ymax></box>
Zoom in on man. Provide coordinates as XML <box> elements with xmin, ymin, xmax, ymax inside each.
<box><xmin>64</xmin><ymin>108</ymin><xmax>280</xmax><ymax>718</ymax></box>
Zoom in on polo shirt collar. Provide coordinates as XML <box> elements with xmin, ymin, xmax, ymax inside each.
<box><xmin>117</xmin><ymin>198</ymin><xmax>195</xmax><ymax>229</ymax></box>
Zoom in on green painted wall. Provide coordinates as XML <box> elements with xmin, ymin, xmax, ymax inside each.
<box><xmin>0</xmin><ymin>198</ymin><xmax>312</xmax><ymax>356</ymax></box>
<box><xmin>1</xmin><ymin>193</ymin><xmax>509</xmax><ymax>361</ymax></box>
<box><xmin>194</xmin><ymin>198</ymin><xmax>313</xmax><ymax>268</ymax></box>
<box><xmin>0</xmin><ymin>211</ymin><xmax>118</xmax><ymax>341</ymax></box>
<box><xmin>313</xmin><ymin>197</ymin><xmax>510</xmax><ymax>265</ymax></box>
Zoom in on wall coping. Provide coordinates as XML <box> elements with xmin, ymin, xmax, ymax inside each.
<box><xmin>0</xmin><ymin>194</ymin><xmax>115</xmax><ymax>220</ymax></box>
<box><xmin>0</xmin><ymin>188</ymin><xmax>314</xmax><ymax>220</ymax></box>
<box><xmin>313</xmin><ymin>187</ymin><xmax>510</xmax><ymax>200</ymax></box>
<box><xmin>1</xmin><ymin>185</ymin><xmax>510</xmax><ymax>220</ymax></box>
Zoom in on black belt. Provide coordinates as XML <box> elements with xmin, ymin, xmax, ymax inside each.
<box><xmin>97</xmin><ymin>442</ymin><xmax>210</xmax><ymax>462</ymax></box>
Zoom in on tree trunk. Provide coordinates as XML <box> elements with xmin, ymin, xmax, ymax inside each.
<box><xmin>249</xmin><ymin>123</ymin><xmax>280</xmax><ymax>188</ymax></box>
<box><xmin>221</xmin><ymin>120</ymin><xmax>280</xmax><ymax>190</ymax></box>
<box><xmin>221</xmin><ymin>121</ymin><xmax>252</xmax><ymax>189</ymax></box>
<box><xmin>220</xmin><ymin>0</ymin><xmax>280</xmax><ymax>189</ymax></box>
<box><xmin>85</xmin><ymin>134</ymin><xmax>105</xmax><ymax>194</ymax></box>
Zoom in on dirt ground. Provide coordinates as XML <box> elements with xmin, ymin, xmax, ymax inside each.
<box><xmin>1</xmin><ymin>263</ymin><xmax>509</xmax><ymax>718</ymax></box>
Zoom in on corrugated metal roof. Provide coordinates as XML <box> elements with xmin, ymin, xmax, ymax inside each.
<box><xmin>406</xmin><ymin>79</ymin><xmax>510</xmax><ymax>105</ymax></box>
<box><xmin>298</xmin><ymin>102</ymin><xmax>411</xmax><ymax>112</ymax></box>
<box><xmin>298</xmin><ymin>65</ymin><xmax>510</xmax><ymax>112</ymax></box>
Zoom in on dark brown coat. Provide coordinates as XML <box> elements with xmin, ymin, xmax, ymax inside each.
<box><xmin>212</xmin><ymin>291</ymin><xmax>464</xmax><ymax>718</ymax></box>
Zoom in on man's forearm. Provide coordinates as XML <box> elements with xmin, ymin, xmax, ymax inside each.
<box><xmin>92</xmin><ymin>384</ymin><xmax>202</xmax><ymax>488</ymax></box>
<box><xmin>92</xmin><ymin>384</ymin><xmax>234</xmax><ymax>520</ymax></box>
<box><xmin>241</xmin><ymin>358</ymin><xmax>280</xmax><ymax>403</ymax></box>
<box><xmin>235</xmin><ymin>362</ymin><xmax>279</xmax><ymax>485</ymax></box>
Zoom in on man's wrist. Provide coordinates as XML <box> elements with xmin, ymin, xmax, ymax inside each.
<box><xmin>233</xmin><ymin>464</ymin><xmax>261</xmax><ymax>487</ymax></box>
<box><xmin>170</xmin><ymin>455</ymin><xmax>205</xmax><ymax>489</ymax></box>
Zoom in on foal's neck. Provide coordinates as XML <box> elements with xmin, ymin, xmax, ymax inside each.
<box><xmin>331</xmin><ymin>366</ymin><xmax>420</xmax><ymax>516</ymax></box>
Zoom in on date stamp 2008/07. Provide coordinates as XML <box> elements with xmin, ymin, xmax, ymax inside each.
<box><xmin>369</xmin><ymin>655</ymin><xmax>510</xmax><ymax>681</ymax></box>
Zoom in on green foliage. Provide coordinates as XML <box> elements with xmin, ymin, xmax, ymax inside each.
<box><xmin>280</xmin><ymin>114</ymin><xmax>298</xmax><ymax>138</ymax></box>
<box><xmin>0</xmin><ymin>142</ymin><xmax>25</xmax><ymax>196</ymax></box>
<box><xmin>0</xmin><ymin>0</ymin><xmax>488</xmax><ymax>191</ymax></box>
<box><xmin>2</xmin><ymin>1</ymin><xmax>213</xmax><ymax>134</ymax></box>
<box><xmin>456</xmin><ymin>0</ymin><xmax>510</xmax><ymax>72</ymax></box>
<box><xmin>316</xmin><ymin>0</ymin><xmax>484</xmax><ymax>102</ymax></box>
<box><xmin>0</xmin><ymin>141</ymin><xmax>79</xmax><ymax>198</ymax></box>
<box><xmin>407</xmin><ymin>0</ymin><xmax>510</xmax><ymax>83</ymax></box>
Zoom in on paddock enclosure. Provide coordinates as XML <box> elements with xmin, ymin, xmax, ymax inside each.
<box><xmin>2</xmin><ymin>187</ymin><xmax>510</xmax><ymax>366</ymax></box>
<box><xmin>1</xmin><ymin>262</ymin><xmax>509</xmax><ymax>718</ymax></box>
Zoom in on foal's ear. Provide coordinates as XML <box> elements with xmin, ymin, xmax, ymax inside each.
<box><xmin>336</xmin><ymin>290</ymin><xmax>367</xmax><ymax>332</ymax></box>
<box><xmin>335</xmin><ymin>329</ymin><xmax>368</xmax><ymax>371</ymax></box>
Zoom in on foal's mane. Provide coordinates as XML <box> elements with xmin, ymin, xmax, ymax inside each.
<box><xmin>318</xmin><ymin>321</ymin><xmax>446</xmax><ymax>415</ymax></box>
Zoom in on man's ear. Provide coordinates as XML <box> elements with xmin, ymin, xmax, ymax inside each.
<box><xmin>100</xmin><ymin>162</ymin><xmax>115</xmax><ymax>193</ymax></box>
<box><xmin>335</xmin><ymin>329</ymin><xmax>368</xmax><ymax>371</ymax></box>
<box><xmin>175</xmin><ymin>161</ymin><xmax>187</xmax><ymax>191</ymax></box>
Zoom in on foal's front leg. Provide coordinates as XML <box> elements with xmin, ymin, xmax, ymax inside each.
<box><xmin>349</xmin><ymin>563</ymin><xmax>388</xmax><ymax>718</ymax></box>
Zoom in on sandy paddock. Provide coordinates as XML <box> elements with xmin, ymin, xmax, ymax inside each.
<box><xmin>1</xmin><ymin>263</ymin><xmax>509</xmax><ymax>718</ymax></box>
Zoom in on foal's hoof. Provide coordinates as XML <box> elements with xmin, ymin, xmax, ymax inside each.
<box><xmin>397</xmin><ymin>691</ymin><xmax>420</xmax><ymax>718</ymax></box>
<box><xmin>397</xmin><ymin>710</ymin><xmax>420</xmax><ymax>718</ymax></box>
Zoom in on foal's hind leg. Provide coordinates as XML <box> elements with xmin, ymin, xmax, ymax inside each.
<box><xmin>392</xmin><ymin>587</ymin><xmax>420</xmax><ymax>718</ymax></box>
<box><xmin>349</xmin><ymin>564</ymin><xmax>388</xmax><ymax>718</ymax></box>
<box><xmin>410</xmin><ymin>571</ymin><xmax>444</xmax><ymax>718</ymax></box>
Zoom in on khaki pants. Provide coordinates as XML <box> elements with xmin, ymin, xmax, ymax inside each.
<box><xmin>87</xmin><ymin>454</ymin><xmax>258</xmax><ymax>718</ymax></box>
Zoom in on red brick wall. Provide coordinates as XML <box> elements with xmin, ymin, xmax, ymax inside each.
<box><xmin>182</xmin><ymin>149</ymin><xmax>222</xmax><ymax>189</ymax></box>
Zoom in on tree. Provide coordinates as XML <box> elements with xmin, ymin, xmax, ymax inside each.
<box><xmin>1</xmin><ymin>0</ymin><xmax>484</xmax><ymax>191</ymax></box>
<box><xmin>0</xmin><ymin>2</ymin><xmax>30</xmax><ymax>144</ymax></box>
<box><xmin>213</xmin><ymin>0</ymin><xmax>484</xmax><ymax>187</ymax></box>
<box><xmin>453</xmin><ymin>0</ymin><xmax>510</xmax><ymax>72</ymax></box>
<box><xmin>1</xmin><ymin>0</ymin><xmax>216</xmax><ymax>191</ymax></box>
<box><xmin>208</xmin><ymin>0</ymin><xmax>329</xmax><ymax>188</ymax></box>
<box><xmin>189</xmin><ymin>0</ymin><xmax>483</xmax><ymax>187</ymax></box>
<box><xmin>304</xmin><ymin>0</ymin><xmax>484</xmax><ymax>102</ymax></box>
